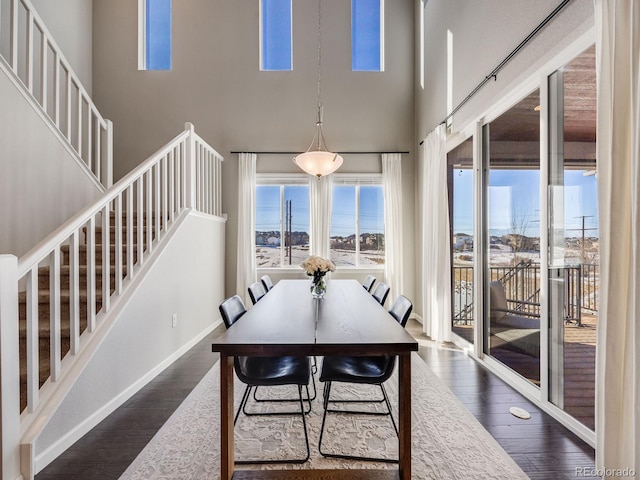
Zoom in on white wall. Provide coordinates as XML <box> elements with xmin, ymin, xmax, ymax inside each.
<box><xmin>413</xmin><ymin>0</ymin><xmax>594</xmax><ymax>318</ymax></box>
<box><xmin>417</xmin><ymin>0</ymin><xmax>593</xmax><ymax>138</ymax></box>
<box><xmin>0</xmin><ymin>65</ymin><xmax>102</xmax><ymax>256</ymax></box>
<box><xmin>30</xmin><ymin>0</ymin><xmax>93</xmax><ymax>92</ymax></box>
<box><xmin>92</xmin><ymin>0</ymin><xmax>416</xmax><ymax>306</ymax></box>
<box><xmin>35</xmin><ymin>212</ymin><xmax>226</xmax><ymax>469</ymax></box>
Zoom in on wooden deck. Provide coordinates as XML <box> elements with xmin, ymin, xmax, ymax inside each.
<box><xmin>452</xmin><ymin>313</ymin><xmax>597</xmax><ymax>430</ymax></box>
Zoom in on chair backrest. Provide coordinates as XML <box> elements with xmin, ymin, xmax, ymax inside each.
<box><xmin>389</xmin><ymin>295</ymin><xmax>413</xmax><ymax>328</ymax></box>
<box><xmin>219</xmin><ymin>295</ymin><xmax>246</xmax><ymax>329</ymax></box>
<box><xmin>489</xmin><ymin>281</ymin><xmax>508</xmax><ymax>322</ymax></box>
<box><xmin>362</xmin><ymin>275</ymin><xmax>376</xmax><ymax>292</ymax></box>
<box><xmin>248</xmin><ymin>281</ymin><xmax>267</xmax><ymax>305</ymax></box>
<box><xmin>260</xmin><ymin>274</ymin><xmax>274</xmax><ymax>291</ymax></box>
<box><xmin>371</xmin><ymin>282</ymin><xmax>390</xmax><ymax>306</ymax></box>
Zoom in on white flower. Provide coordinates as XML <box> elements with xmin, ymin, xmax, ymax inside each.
<box><xmin>300</xmin><ymin>255</ymin><xmax>336</xmax><ymax>276</ymax></box>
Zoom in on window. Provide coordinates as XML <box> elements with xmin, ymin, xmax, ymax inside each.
<box><xmin>256</xmin><ymin>184</ymin><xmax>309</xmax><ymax>267</ymax></box>
<box><xmin>260</xmin><ymin>0</ymin><xmax>292</xmax><ymax>71</ymax></box>
<box><xmin>140</xmin><ymin>0</ymin><xmax>171</xmax><ymax>70</ymax></box>
<box><xmin>330</xmin><ymin>184</ymin><xmax>384</xmax><ymax>267</ymax></box>
<box><xmin>352</xmin><ymin>0</ymin><xmax>383</xmax><ymax>71</ymax></box>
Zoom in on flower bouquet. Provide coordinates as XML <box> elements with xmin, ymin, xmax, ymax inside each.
<box><xmin>300</xmin><ymin>255</ymin><xmax>336</xmax><ymax>298</ymax></box>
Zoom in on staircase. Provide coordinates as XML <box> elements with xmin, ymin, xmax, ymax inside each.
<box><xmin>17</xmin><ymin>217</ymin><xmax>146</xmax><ymax>412</ymax></box>
<box><xmin>2</xmin><ymin>124</ymin><xmax>223</xmax><ymax>480</ymax></box>
<box><xmin>1</xmin><ymin>3</ymin><xmax>226</xmax><ymax>478</ymax></box>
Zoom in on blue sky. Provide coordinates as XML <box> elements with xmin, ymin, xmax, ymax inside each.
<box><xmin>261</xmin><ymin>0</ymin><xmax>381</xmax><ymax>72</ymax></box>
<box><xmin>146</xmin><ymin>0</ymin><xmax>171</xmax><ymax>70</ymax></box>
<box><xmin>256</xmin><ymin>185</ymin><xmax>384</xmax><ymax>236</ymax></box>
<box><xmin>262</xmin><ymin>0</ymin><xmax>292</xmax><ymax>71</ymax></box>
<box><xmin>453</xmin><ymin>169</ymin><xmax>598</xmax><ymax>237</ymax></box>
<box><xmin>256</xmin><ymin>186</ymin><xmax>309</xmax><ymax>232</ymax></box>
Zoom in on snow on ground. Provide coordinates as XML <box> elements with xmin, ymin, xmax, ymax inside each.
<box><xmin>256</xmin><ymin>246</ymin><xmax>384</xmax><ymax>268</ymax></box>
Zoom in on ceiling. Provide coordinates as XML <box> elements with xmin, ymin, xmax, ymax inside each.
<box><xmin>490</xmin><ymin>45</ymin><xmax>596</xmax><ymax>144</ymax></box>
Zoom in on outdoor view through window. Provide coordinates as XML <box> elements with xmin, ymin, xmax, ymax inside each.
<box><xmin>255</xmin><ymin>184</ymin><xmax>384</xmax><ymax>267</ymax></box>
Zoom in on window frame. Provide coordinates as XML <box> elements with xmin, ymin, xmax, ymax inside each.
<box><xmin>351</xmin><ymin>0</ymin><xmax>385</xmax><ymax>72</ymax></box>
<box><xmin>138</xmin><ymin>0</ymin><xmax>172</xmax><ymax>71</ymax></box>
<box><xmin>259</xmin><ymin>0</ymin><xmax>293</xmax><ymax>72</ymax></box>
<box><xmin>256</xmin><ymin>174</ymin><xmax>310</xmax><ymax>269</ymax></box>
<box><xmin>331</xmin><ymin>174</ymin><xmax>384</xmax><ymax>269</ymax></box>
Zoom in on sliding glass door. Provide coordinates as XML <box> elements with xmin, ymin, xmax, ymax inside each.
<box><xmin>484</xmin><ymin>89</ymin><xmax>542</xmax><ymax>387</ymax></box>
<box><xmin>448</xmin><ymin>138</ymin><xmax>474</xmax><ymax>344</ymax></box>
<box><xmin>445</xmin><ymin>39</ymin><xmax>598</xmax><ymax>440</ymax></box>
<box><xmin>547</xmin><ymin>45</ymin><xmax>597</xmax><ymax>430</ymax></box>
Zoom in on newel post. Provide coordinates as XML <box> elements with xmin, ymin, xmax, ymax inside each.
<box><xmin>0</xmin><ymin>255</ymin><xmax>21</xmax><ymax>480</ymax></box>
<box><xmin>185</xmin><ymin>122</ymin><xmax>197</xmax><ymax>209</ymax></box>
<box><xmin>102</xmin><ymin>119</ymin><xmax>114</xmax><ymax>188</ymax></box>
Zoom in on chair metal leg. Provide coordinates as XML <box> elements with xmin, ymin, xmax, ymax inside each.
<box><xmin>235</xmin><ymin>384</ymin><xmax>311</xmax><ymax>464</ymax></box>
<box><xmin>318</xmin><ymin>381</ymin><xmax>399</xmax><ymax>463</ymax></box>
<box><xmin>324</xmin><ymin>383</ymin><xmax>394</xmax><ymax>418</ymax></box>
<box><xmin>253</xmin><ymin>367</ymin><xmax>317</xmax><ymax>403</ymax></box>
<box><xmin>234</xmin><ymin>384</ymin><xmax>251</xmax><ymax>425</ymax></box>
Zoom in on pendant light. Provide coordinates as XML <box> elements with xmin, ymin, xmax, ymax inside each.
<box><xmin>293</xmin><ymin>0</ymin><xmax>343</xmax><ymax>178</ymax></box>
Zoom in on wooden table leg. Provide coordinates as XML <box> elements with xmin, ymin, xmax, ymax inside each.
<box><xmin>398</xmin><ymin>352</ymin><xmax>412</xmax><ymax>480</ymax></box>
<box><xmin>220</xmin><ymin>354</ymin><xmax>234</xmax><ymax>480</ymax></box>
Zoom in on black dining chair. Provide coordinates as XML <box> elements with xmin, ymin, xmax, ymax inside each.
<box><xmin>247</xmin><ymin>282</ymin><xmax>318</xmax><ymax>402</ymax></box>
<box><xmin>362</xmin><ymin>275</ymin><xmax>376</xmax><ymax>292</ymax></box>
<box><xmin>219</xmin><ymin>295</ymin><xmax>312</xmax><ymax>464</ymax></box>
<box><xmin>371</xmin><ymin>282</ymin><xmax>390</xmax><ymax>306</ymax></box>
<box><xmin>248</xmin><ymin>281</ymin><xmax>267</xmax><ymax>305</ymax></box>
<box><xmin>318</xmin><ymin>295</ymin><xmax>413</xmax><ymax>463</ymax></box>
<box><xmin>260</xmin><ymin>274</ymin><xmax>274</xmax><ymax>292</ymax></box>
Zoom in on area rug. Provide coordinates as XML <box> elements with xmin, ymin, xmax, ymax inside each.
<box><xmin>119</xmin><ymin>353</ymin><xmax>528</xmax><ymax>479</ymax></box>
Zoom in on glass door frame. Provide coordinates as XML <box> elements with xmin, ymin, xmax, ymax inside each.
<box><xmin>444</xmin><ymin>28</ymin><xmax>596</xmax><ymax>447</ymax></box>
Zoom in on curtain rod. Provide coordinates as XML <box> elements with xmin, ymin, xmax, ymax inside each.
<box><xmin>230</xmin><ymin>151</ymin><xmax>410</xmax><ymax>155</ymax></box>
<box><xmin>420</xmin><ymin>0</ymin><xmax>572</xmax><ymax>145</ymax></box>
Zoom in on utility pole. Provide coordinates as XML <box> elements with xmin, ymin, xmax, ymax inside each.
<box><xmin>574</xmin><ymin>215</ymin><xmax>595</xmax><ymax>264</ymax></box>
<box><xmin>286</xmin><ymin>200</ymin><xmax>292</xmax><ymax>265</ymax></box>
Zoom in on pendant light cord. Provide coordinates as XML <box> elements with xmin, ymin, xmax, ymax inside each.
<box><xmin>316</xmin><ymin>0</ymin><xmax>322</xmax><ymax>110</ymax></box>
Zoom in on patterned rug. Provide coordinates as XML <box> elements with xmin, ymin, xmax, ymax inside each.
<box><xmin>120</xmin><ymin>353</ymin><xmax>528</xmax><ymax>479</ymax></box>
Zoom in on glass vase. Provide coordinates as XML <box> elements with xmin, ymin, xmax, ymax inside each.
<box><xmin>310</xmin><ymin>275</ymin><xmax>327</xmax><ymax>299</ymax></box>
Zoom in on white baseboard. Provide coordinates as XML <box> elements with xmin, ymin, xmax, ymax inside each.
<box><xmin>34</xmin><ymin>320</ymin><xmax>221</xmax><ymax>473</ymax></box>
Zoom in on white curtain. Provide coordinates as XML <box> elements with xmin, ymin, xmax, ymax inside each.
<box><xmin>420</xmin><ymin>125</ymin><xmax>452</xmax><ymax>342</ymax></box>
<box><xmin>236</xmin><ymin>153</ymin><xmax>257</xmax><ymax>305</ymax></box>
<box><xmin>382</xmin><ymin>153</ymin><xmax>404</xmax><ymax>302</ymax></box>
<box><xmin>309</xmin><ymin>175</ymin><xmax>333</xmax><ymax>258</ymax></box>
<box><xmin>594</xmin><ymin>1</ymin><xmax>640</xmax><ymax>476</ymax></box>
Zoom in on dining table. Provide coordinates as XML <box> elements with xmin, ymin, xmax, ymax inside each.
<box><xmin>211</xmin><ymin>278</ymin><xmax>418</xmax><ymax>480</ymax></box>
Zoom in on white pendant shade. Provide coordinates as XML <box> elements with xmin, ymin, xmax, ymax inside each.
<box><xmin>294</xmin><ymin>150</ymin><xmax>344</xmax><ymax>178</ymax></box>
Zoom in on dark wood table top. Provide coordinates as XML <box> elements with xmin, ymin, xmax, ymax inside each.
<box><xmin>211</xmin><ymin>279</ymin><xmax>417</xmax><ymax>356</ymax></box>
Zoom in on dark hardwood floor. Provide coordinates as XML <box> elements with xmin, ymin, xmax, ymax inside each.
<box><xmin>36</xmin><ymin>319</ymin><xmax>595</xmax><ymax>480</ymax></box>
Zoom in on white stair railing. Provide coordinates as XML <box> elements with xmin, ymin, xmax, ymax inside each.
<box><xmin>0</xmin><ymin>123</ymin><xmax>222</xmax><ymax>479</ymax></box>
<box><xmin>0</xmin><ymin>0</ymin><xmax>113</xmax><ymax>187</ymax></box>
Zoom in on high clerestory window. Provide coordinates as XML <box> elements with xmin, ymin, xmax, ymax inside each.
<box><xmin>260</xmin><ymin>0</ymin><xmax>293</xmax><ymax>71</ymax></box>
<box><xmin>139</xmin><ymin>0</ymin><xmax>172</xmax><ymax>70</ymax></box>
<box><xmin>352</xmin><ymin>0</ymin><xmax>384</xmax><ymax>71</ymax></box>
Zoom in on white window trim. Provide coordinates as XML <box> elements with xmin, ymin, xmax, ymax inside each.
<box><xmin>379</xmin><ymin>0</ymin><xmax>385</xmax><ymax>72</ymax></box>
<box><xmin>257</xmin><ymin>173</ymin><xmax>310</xmax><ymax>185</ymax></box>
<box><xmin>138</xmin><ymin>0</ymin><xmax>146</xmax><ymax>70</ymax></box>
